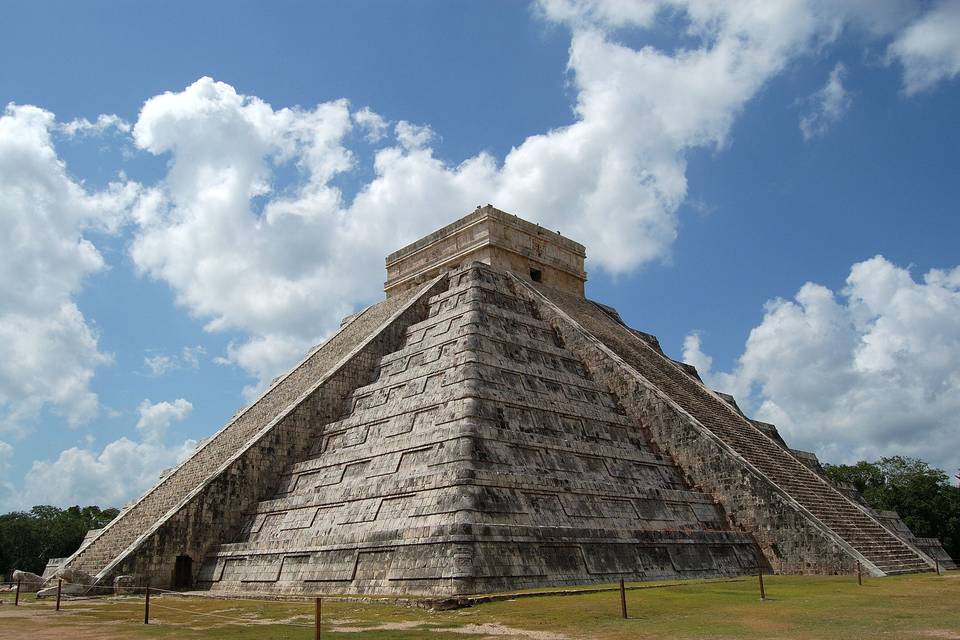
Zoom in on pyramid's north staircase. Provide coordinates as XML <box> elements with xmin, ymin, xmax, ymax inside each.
<box><xmin>517</xmin><ymin>279</ymin><xmax>934</xmax><ymax>576</ymax></box>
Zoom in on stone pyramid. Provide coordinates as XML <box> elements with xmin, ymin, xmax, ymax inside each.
<box><xmin>58</xmin><ymin>206</ymin><xmax>936</xmax><ymax>596</ymax></box>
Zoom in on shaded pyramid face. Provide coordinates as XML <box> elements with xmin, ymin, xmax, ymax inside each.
<box><xmin>199</xmin><ymin>263</ymin><xmax>757</xmax><ymax>595</ymax></box>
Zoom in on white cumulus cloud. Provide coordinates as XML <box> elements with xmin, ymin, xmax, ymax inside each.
<box><xmin>30</xmin><ymin>0</ymin><xmax>943</xmax><ymax>403</ymax></box>
<box><xmin>353</xmin><ymin>107</ymin><xmax>389</xmax><ymax>143</ymax></box>
<box><xmin>394</xmin><ymin>121</ymin><xmax>436</xmax><ymax>149</ymax></box>
<box><xmin>684</xmin><ymin>256</ymin><xmax>960</xmax><ymax>473</ymax></box>
<box><xmin>536</xmin><ymin>0</ymin><xmax>660</xmax><ymax>30</ymax></box>
<box><xmin>16</xmin><ymin>436</ymin><xmax>196</xmax><ymax>510</ymax></box>
<box><xmin>888</xmin><ymin>0</ymin><xmax>960</xmax><ymax>94</ymax></box>
<box><xmin>0</xmin><ymin>440</ymin><xmax>12</xmax><ymax>505</ymax></box>
<box><xmin>800</xmin><ymin>63</ymin><xmax>853</xmax><ymax>140</ymax></box>
<box><xmin>126</xmin><ymin>2</ymin><xmax>889</xmax><ymax>392</ymax></box>
<box><xmin>135</xmin><ymin>398</ymin><xmax>192</xmax><ymax>442</ymax></box>
<box><xmin>60</xmin><ymin>113</ymin><xmax>131</xmax><ymax>137</ymax></box>
<box><xmin>143</xmin><ymin>345</ymin><xmax>206</xmax><ymax>376</ymax></box>
<box><xmin>0</xmin><ymin>104</ymin><xmax>141</xmax><ymax>434</ymax></box>
<box><xmin>0</xmin><ymin>440</ymin><xmax>11</xmax><ymax>467</ymax></box>
<box><xmin>6</xmin><ymin>398</ymin><xmax>196</xmax><ymax>510</ymax></box>
<box><xmin>143</xmin><ymin>354</ymin><xmax>175</xmax><ymax>377</ymax></box>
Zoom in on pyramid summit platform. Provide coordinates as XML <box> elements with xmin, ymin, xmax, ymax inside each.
<box><xmin>57</xmin><ymin>205</ymin><xmax>943</xmax><ymax>596</ymax></box>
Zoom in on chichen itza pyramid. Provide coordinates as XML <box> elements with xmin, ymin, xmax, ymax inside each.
<box><xmin>56</xmin><ymin>206</ymin><xmax>952</xmax><ymax>595</ymax></box>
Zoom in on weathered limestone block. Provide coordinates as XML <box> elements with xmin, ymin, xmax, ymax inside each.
<box><xmin>37</xmin><ymin>581</ymin><xmax>89</xmax><ymax>598</ymax></box>
<box><xmin>54</xmin><ymin>566</ymin><xmax>95</xmax><ymax>585</ymax></box>
<box><xmin>113</xmin><ymin>575</ymin><xmax>136</xmax><ymax>594</ymax></box>
<box><xmin>915</xmin><ymin>539</ymin><xmax>957</xmax><ymax>570</ymax></box>
<box><xmin>11</xmin><ymin>570</ymin><xmax>44</xmax><ymax>592</ymax></box>
<box><xmin>41</xmin><ymin>557</ymin><xmax>66</xmax><ymax>579</ymax></box>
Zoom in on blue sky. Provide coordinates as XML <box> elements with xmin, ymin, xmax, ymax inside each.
<box><xmin>1</xmin><ymin>0</ymin><xmax>959</xmax><ymax>510</ymax></box>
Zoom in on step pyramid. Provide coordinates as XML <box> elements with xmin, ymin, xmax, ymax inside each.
<box><xmin>197</xmin><ymin>263</ymin><xmax>756</xmax><ymax>594</ymax></box>
<box><xmin>57</xmin><ymin>205</ymin><xmax>935</xmax><ymax>595</ymax></box>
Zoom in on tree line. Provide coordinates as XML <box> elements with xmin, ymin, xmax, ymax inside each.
<box><xmin>0</xmin><ymin>505</ymin><xmax>118</xmax><ymax>580</ymax></box>
<box><xmin>823</xmin><ymin>456</ymin><xmax>959</xmax><ymax>560</ymax></box>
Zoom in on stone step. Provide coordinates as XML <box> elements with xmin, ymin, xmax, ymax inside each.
<box><xmin>540</xmin><ymin>285</ymin><xmax>932</xmax><ymax>575</ymax></box>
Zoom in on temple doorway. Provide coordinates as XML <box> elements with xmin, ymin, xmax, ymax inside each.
<box><xmin>173</xmin><ymin>555</ymin><xmax>193</xmax><ymax>589</ymax></box>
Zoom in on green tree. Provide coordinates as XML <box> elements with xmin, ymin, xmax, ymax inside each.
<box><xmin>0</xmin><ymin>510</ymin><xmax>40</xmax><ymax>577</ymax></box>
<box><xmin>824</xmin><ymin>456</ymin><xmax>960</xmax><ymax>560</ymax></box>
<box><xmin>822</xmin><ymin>459</ymin><xmax>886</xmax><ymax>497</ymax></box>
<box><xmin>0</xmin><ymin>505</ymin><xmax>118</xmax><ymax>579</ymax></box>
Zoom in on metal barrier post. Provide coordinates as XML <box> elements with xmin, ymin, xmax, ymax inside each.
<box><xmin>144</xmin><ymin>582</ymin><xmax>151</xmax><ymax>624</ymax></box>
<box><xmin>619</xmin><ymin>578</ymin><xmax>628</xmax><ymax>619</ymax></box>
<box><xmin>757</xmin><ymin>565</ymin><xmax>766</xmax><ymax>601</ymax></box>
<box><xmin>14</xmin><ymin>578</ymin><xmax>20</xmax><ymax>606</ymax></box>
<box><xmin>315</xmin><ymin>596</ymin><xmax>322</xmax><ymax>640</ymax></box>
<box><xmin>857</xmin><ymin>561</ymin><xmax>862</xmax><ymax>586</ymax></box>
<box><xmin>935</xmin><ymin>558</ymin><xmax>940</xmax><ymax>575</ymax></box>
<box><xmin>55</xmin><ymin>579</ymin><xmax>62</xmax><ymax>611</ymax></box>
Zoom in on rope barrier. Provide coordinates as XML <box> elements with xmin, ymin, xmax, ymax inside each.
<box><xmin>148</xmin><ymin>586</ymin><xmax>313</xmax><ymax>604</ymax></box>
<box><xmin>52</xmin><ymin>586</ymin><xmax>123</xmax><ymax>599</ymax></box>
<box><xmin>148</xmin><ymin>601</ymin><xmax>314</xmax><ymax>627</ymax></box>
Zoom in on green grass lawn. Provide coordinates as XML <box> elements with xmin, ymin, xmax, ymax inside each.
<box><xmin>2</xmin><ymin>573</ymin><xmax>958</xmax><ymax>639</ymax></box>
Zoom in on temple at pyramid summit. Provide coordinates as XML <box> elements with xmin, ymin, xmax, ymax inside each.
<box><xmin>55</xmin><ymin>205</ymin><xmax>954</xmax><ymax>595</ymax></box>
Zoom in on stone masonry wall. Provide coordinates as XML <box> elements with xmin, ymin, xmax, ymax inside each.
<box><xmin>81</xmin><ymin>276</ymin><xmax>446</xmax><ymax>587</ymax></box>
<box><xmin>385</xmin><ymin>206</ymin><xmax>586</xmax><ymax>297</ymax></box>
<box><xmin>513</xmin><ymin>277</ymin><xmax>866</xmax><ymax>576</ymax></box>
<box><xmin>194</xmin><ymin>263</ymin><xmax>757</xmax><ymax>596</ymax></box>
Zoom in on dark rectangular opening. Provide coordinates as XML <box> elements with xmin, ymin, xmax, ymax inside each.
<box><xmin>174</xmin><ymin>555</ymin><xmax>193</xmax><ymax>589</ymax></box>
<box><xmin>530</xmin><ymin>268</ymin><xmax>542</xmax><ymax>282</ymax></box>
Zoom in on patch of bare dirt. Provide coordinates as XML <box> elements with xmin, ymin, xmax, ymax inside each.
<box><xmin>331</xmin><ymin>620</ymin><xmax>438</xmax><ymax>632</ymax></box>
<box><xmin>0</xmin><ymin>606</ymin><xmax>118</xmax><ymax>640</ymax></box>
<box><xmin>443</xmin><ymin>623</ymin><xmax>568</xmax><ymax>639</ymax></box>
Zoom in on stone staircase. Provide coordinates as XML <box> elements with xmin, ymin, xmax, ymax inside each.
<box><xmin>196</xmin><ymin>264</ymin><xmax>758</xmax><ymax>595</ymax></box>
<box><xmin>527</xmin><ymin>283</ymin><xmax>932</xmax><ymax>576</ymax></box>
<box><xmin>723</xmin><ymin>432</ymin><xmax>928</xmax><ymax>575</ymax></box>
<box><xmin>59</xmin><ymin>287</ymin><xmax>423</xmax><ymax>580</ymax></box>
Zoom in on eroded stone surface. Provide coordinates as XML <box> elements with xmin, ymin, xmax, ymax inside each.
<box><xmin>195</xmin><ymin>265</ymin><xmax>756</xmax><ymax>595</ymax></box>
<box><xmin>59</xmin><ymin>276</ymin><xmax>444</xmax><ymax>588</ymax></box>
<box><xmin>516</xmin><ymin>276</ymin><xmax>935</xmax><ymax>576</ymax></box>
<box><xmin>385</xmin><ymin>205</ymin><xmax>587</xmax><ymax>298</ymax></box>
<box><xmin>11</xmin><ymin>570</ymin><xmax>44</xmax><ymax>592</ymax></box>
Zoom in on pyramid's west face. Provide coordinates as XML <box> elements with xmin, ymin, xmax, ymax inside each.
<box><xmin>198</xmin><ymin>264</ymin><xmax>756</xmax><ymax>596</ymax></box>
